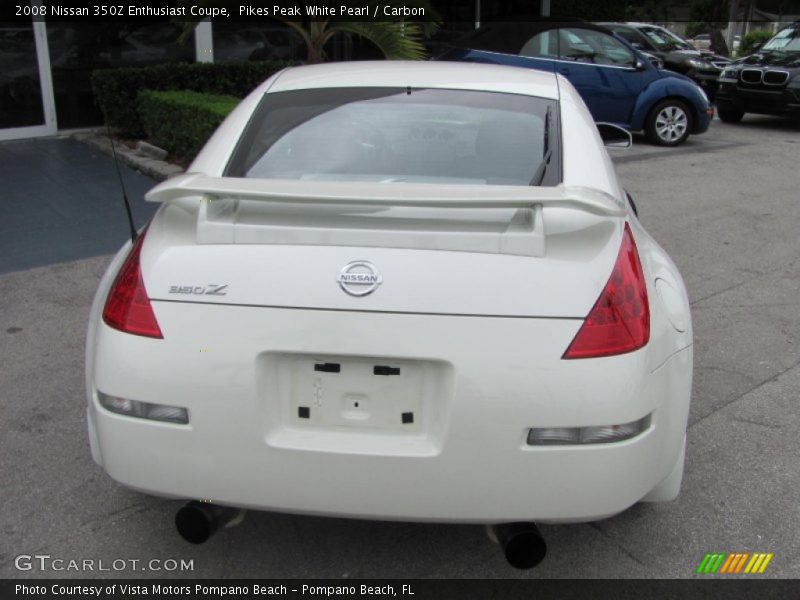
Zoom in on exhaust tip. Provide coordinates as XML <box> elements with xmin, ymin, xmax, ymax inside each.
<box><xmin>504</xmin><ymin>529</ymin><xmax>547</xmax><ymax>569</ymax></box>
<box><xmin>175</xmin><ymin>501</ymin><xmax>244</xmax><ymax>544</ymax></box>
<box><xmin>492</xmin><ymin>522</ymin><xmax>547</xmax><ymax>570</ymax></box>
<box><xmin>175</xmin><ymin>503</ymin><xmax>215</xmax><ymax>544</ymax></box>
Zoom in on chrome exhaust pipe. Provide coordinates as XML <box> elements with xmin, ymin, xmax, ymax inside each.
<box><xmin>175</xmin><ymin>501</ymin><xmax>245</xmax><ymax>544</ymax></box>
<box><xmin>489</xmin><ymin>522</ymin><xmax>547</xmax><ymax>569</ymax></box>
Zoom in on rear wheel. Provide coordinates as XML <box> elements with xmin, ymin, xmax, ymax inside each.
<box><xmin>645</xmin><ymin>99</ymin><xmax>692</xmax><ymax>146</ymax></box>
<box><xmin>717</xmin><ymin>106</ymin><xmax>744</xmax><ymax>123</ymax></box>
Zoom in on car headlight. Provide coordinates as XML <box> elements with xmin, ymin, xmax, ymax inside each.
<box><xmin>789</xmin><ymin>75</ymin><xmax>800</xmax><ymax>89</ymax></box>
<box><xmin>719</xmin><ymin>67</ymin><xmax>739</xmax><ymax>82</ymax></box>
<box><xmin>687</xmin><ymin>57</ymin><xmax>713</xmax><ymax>70</ymax></box>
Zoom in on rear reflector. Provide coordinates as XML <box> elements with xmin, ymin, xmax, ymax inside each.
<box><xmin>98</xmin><ymin>391</ymin><xmax>188</xmax><ymax>424</ymax></box>
<box><xmin>527</xmin><ymin>415</ymin><xmax>651</xmax><ymax>445</ymax></box>
<box><xmin>102</xmin><ymin>227</ymin><xmax>163</xmax><ymax>339</ymax></box>
<box><xmin>562</xmin><ymin>223</ymin><xmax>649</xmax><ymax>359</ymax></box>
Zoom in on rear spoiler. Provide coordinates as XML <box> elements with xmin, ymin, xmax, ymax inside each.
<box><xmin>146</xmin><ymin>174</ymin><xmax>625</xmax><ymax>257</ymax></box>
<box><xmin>147</xmin><ymin>174</ymin><xmax>625</xmax><ymax>216</ymax></box>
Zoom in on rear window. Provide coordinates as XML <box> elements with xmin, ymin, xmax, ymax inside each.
<box><xmin>225</xmin><ymin>87</ymin><xmax>560</xmax><ymax>187</ymax></box>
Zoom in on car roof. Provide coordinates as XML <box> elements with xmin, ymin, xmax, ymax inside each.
<box><xmin>267</xmin><ymin>60</ymin><xmax>561</xmax><ymax>100</ymax></box>
<box><xmin>600</xmin><ymin>22</ymin><xmax>670</xmax><ymax>32</ymax></box>
<box><xmin>625</xmin><ymin>22</ymin><xmax>667</xmax><ymax>29</ymax></box>
<box><xmin>452</xmin><ymin>20</ymin><xmax>618</xmax><ymax>55</ymax></box>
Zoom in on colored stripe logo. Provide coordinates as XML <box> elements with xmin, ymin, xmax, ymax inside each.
<box><xmin>697</xmin><ymin>552</ymin><xmax>773</xmax><ymax>574</ymax></box>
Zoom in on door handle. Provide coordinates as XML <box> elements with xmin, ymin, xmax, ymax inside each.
<box><xmin>559</xmin><ymin>67</ymin><xmax>571</xmax><ymax>75</ymax></box>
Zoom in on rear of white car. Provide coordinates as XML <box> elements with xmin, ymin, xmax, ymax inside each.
<box><xmin>86</xmin><ymin>62</ymin><xmax>692</xmax><ymax>552</ymax></box>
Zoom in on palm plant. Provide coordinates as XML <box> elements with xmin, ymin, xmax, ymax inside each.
<box><xmin>179</xmin><ymin>1</ymin><xmax>440</xmax><ymax>63</ymax></box>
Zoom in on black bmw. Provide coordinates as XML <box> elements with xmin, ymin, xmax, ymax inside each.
<box><xmin>716</xmin><ymin>21</ymin><xmax>800</xmax><ymax>122</ymax></box>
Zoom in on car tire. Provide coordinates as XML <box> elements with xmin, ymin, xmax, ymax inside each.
<box><xmin>717</xmin><ymin>106</ymin><xmax>744</xmax><ymax>123</ymax></box>
<box><xmin>645</xmin><ymin>99</ymin><xmax>693</xmax><ymax>146</ymax></box>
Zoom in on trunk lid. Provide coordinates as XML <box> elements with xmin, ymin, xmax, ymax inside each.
<box><xmin>141</xmin><ymin>175</ymin><xmax>625</xmax><ymax>319</ymax></box>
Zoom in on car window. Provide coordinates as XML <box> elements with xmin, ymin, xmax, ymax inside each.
<box><xmin>611</xmin><ymin>27</ymin><xmax>646</xmax><ymax>47</ymax></box>
<box><xmin>640</xmin><ymin>26</ymin><xmax>691</xmax><ymax>51</ymax></box>
<box><xmin>519</xmin><ymin>30</ymin><xmax>559</xmax><ymax>58</ymax></box>
<box><xmin>762</xmin><ymin>25</ymin><xmax>800</xmax><ymax>52</ymax></box>
<box><xmin>226</xmin><ymin>87</ymin><xmax>561</xmax><ymax>187</ymax></box>
<box><xmin>559</xmin><ymin>28</ymin><xmax>635</xmax><ymax>66</ymax></box>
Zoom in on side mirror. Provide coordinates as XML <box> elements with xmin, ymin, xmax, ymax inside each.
<box><xmin>597</xmin><ymin>122</ymin><xmax>632</xmax><ymax>148</ymax></box>
<box><xmin>646</xmin><ymin>55</ymin><xmax>664</xmax><ymax>69</ymax></box>
<box><xmin>634</xmin><ymin>58</ymin><xmax>647</xmax><ymax>70</ymax></box>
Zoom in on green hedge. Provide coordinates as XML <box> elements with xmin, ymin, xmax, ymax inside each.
<box><xmin>137</xmin><ymin>90</ymin><xmax>240</xmax><ymax>160</ymax></box>
<box><xmin>739</xmin><ymin>30</ymin><xmax>773</xmax><ymax>56</ymax></box>
<box><xmin>92</xmin><ymin>60</ymin><xmax>295</xmax><ymax>136</ymax></box>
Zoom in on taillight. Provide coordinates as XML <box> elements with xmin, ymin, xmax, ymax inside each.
<box><xmin>102</xmin><ymin>227</ymin><xmax>163</xmax><ymax>339</ymax></box>
<box><xmin>562</xmin><ymin>223</ymin><xmax>648</xmax><ymax>359</ymax></box>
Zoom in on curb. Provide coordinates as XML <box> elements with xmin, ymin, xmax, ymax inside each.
<box><xmin>72</xmin><ymin>132</ymin><xmax>184</xmax><ymax>182</ymax></box>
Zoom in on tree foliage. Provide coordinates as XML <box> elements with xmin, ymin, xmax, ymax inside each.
<box><xmin>740</xmin><ymin>29</ymin><xmax>774</xmax><ymax>54</ymax></box>
<box><xmin>689</xmin><ymin>0</ymin><xmax>732</xmax><ymax>56</ymax></box>
<box><xmin>178</xmin><ymin>1</ymin><xmax>440</xmax><ymax>62</ymax></box>
<box><xmin>623</xmin><ymin>0</ymin><xmax>683</xmax><ymax>22</ymax></box>
<box><xmin>549</xmin><ymin>0</ymin><xmax>630</xmax><ymax>20</ymax></box>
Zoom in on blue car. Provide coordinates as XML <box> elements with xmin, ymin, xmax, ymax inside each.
<box><xmin>439</xmin><ymin>21</ymin><xmax>714</xmax><ymax>146</ymax></box>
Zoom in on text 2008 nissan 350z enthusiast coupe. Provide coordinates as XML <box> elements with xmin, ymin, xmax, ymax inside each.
<box><xmin>86</xmin><ymin>61</ymin><xmax>692</xmax><ymax>569</ymax></box>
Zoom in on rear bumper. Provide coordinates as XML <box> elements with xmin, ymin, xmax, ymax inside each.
<box><xmin>88</xmin><ymin>304</ymin><xmax>692</xmax><ymax>524</ymax></box>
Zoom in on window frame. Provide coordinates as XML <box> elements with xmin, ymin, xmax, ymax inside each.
<box><xmin>557</xmin><ymin>27</ymin><xmax>637</xmax><ymax>68</ymax></box>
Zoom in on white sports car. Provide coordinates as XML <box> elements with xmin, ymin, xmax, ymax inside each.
<box><xmin>86</xmin><ymin>61</ymin><xmax>692</xmax><ymax>569</ymax></box>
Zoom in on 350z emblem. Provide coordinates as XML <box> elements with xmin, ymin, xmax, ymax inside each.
<box><xmin>169</xmin><ymin>284</ymin><xmax>228</xmax><ymax>296</ymax></box>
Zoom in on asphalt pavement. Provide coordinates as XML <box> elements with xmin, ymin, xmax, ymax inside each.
<box><xmin>1</xmin><ymin>116</ymin><xmax>799</xmax><ymax>579</ymax></box>
<box><xmin>0</xmin><ymin>137</ymin><xmax>157</xmax><ymax>274</ymax></box>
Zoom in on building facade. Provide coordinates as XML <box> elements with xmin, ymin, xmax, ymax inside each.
<box><xmin>0</xmin><ymin>1</ymin><xmax>561</xmax><ymax>141</ymax></box>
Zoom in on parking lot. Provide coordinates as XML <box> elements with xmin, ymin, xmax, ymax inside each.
<box><xmin>1</xmin><ymin>115</ymin><xmax>799</xmax><ymax>579</ymax></box>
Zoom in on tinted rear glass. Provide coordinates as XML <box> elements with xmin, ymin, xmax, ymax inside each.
<box><xmin>226</xmin><ymin>87</ymin><xmax>560</xmax><ymax>187</ymax></box>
